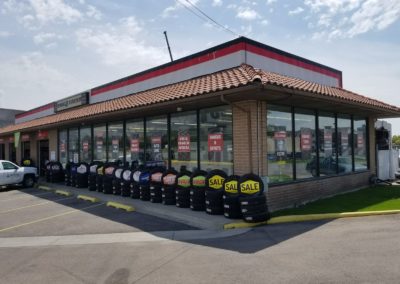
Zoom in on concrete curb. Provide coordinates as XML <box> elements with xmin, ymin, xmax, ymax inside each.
<box><xmin>77</xmin><ymin>195</ymin><xmax>101</xmax><ymax>203</ymax></box>
<box><xmin>55</xmin><ymin>190</ymin><xmax>72</xmax><ymax>197</ymax></box>
<box><xmin>106</xmin><ymin>201</ymin><xmax>135</xmax><ymax>212</ymax></box>
<box><xmin>224</xmin><ymin>209</ymin><xmax>400</xmax><ymax>229</ymax></box>
<box><xmin>38</xmin><ymin>185</ymin><xmax>54</xmax><ymax>192</ymax></box>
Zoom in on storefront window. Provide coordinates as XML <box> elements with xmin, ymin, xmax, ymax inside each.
<box><xmin>93</xmin><ymin>125</ymin><xmax>106</xmax><ymax>161</ymax></box>
<box><xmin>267</xmin><ymin>105</ymin><xmax>293</xmax><ymax>183</ymax></box>
<box><xmin>318</xmin><ymin>113</ymin><xmax>336</xmax><ymax>176</ymax></box>
<box><xmin>295</xmin><ymin>109</ymin><xmax>316</xmax><ymax>179</ymax></box>
<box><xmin>126</xmin><ymin>119</ymin><xmax>145</xmax><ymax>166</ymax></box>
<box><xmin>108</xmin><ymin>122</ymin><xmax>124</xmax><ymax>163</ymax></box>
<box><xmin>354</xmin><ymin>118</ymin><xmax>368</xmax><ymax>170</ymax></box>
<box><xmin>68</xmin><ymin>128</ymin><xmax>79</xmax><ymax>163</ymax></box>
<box><xmin>59</xmin><ymin>130</ymin><xmax>67</xmax><ymax>167</ymax></box>
<box><xmin>337</xmin><ymin>115</ymin><xmax>352</xmax><ymax>173</ymax></box>
<box><xmin>80</xmin><ymin>127</ymin><xmax>92</xmax><ymax>163</ymax></box>
<box><xmin>21</xmin><ymin>141</ymin><xmax>30</xmax><ymax>160</ymax></box>
<box><xmin>199</xmin><ymin>105</ymin><xmax>233</xmax><ymax>175</ymax></box>
<box><xmin>146</xmin><ymin>116</ymin><xmax>168</xmax><ymax>168</ymax></box>
<box><xmin>171</xmin><ymin>111</ymin><xmax>198</xmax><ymax>172</ymax></box>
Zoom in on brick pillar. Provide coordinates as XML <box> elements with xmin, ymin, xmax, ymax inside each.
<box><xmin>48</xmin><ymin>129</ymin><xmax>58</xmax><ymax>161</ymax></box>
<box><xmin>232</xmin><ymin>100</ymin><xmax>266</xmax><ymax>176</ymax></box>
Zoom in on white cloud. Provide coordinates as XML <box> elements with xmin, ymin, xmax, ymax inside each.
<box><xmin>29</xmin><ymin>0</ymin><xmax>82</xmax><ymax>24</ymax></box>
<box><xmin>75</xmin><ymin>17</ymin><xmax>167</xmax><ymax>66</ymax></box>
<box><xmin>162</xmin><ymin>0</ymin><xmax>199</xmax><ymax>18</ymax></box>
<box><xmin>0</xmin><ymin>31</ymin><xmax>12</xmax><ymax>38</ymax></box>
<box><xmin>236</xmin><ymin>7</ymin><xmax>260</xmax><ymax>20</ymax></box>
<box><xmin>212</xmin><ymin>0</ymin><xmax>223</xmax><ymax>7</ymax></box>
<box><xmin>304</xmin><ymin>0</ymin><xmax>400</xmax><ymax>39</ymax></box>
<box><xmin>289</xmin><ymin>7</ymin><xmax>304</xmax><ymax>15</ymax></box>
<box><xmin>33</xmin><ymin>32</ymin><xmax>63</xmax><ymax>45</ymax></box>
<box><xmin>86</xmin><ymin>4</ymin><xmax>102</xmax><ymax>20</ymax></box>
<box><xmin>266</xmin><ymin>0</ymin><xmax>276</xmax><ymax>5</ymax></box>
<box><xmin>260</xmin><ymin>19</ymin><xmax>269</xmax><ymax>25</ymax></box>
<box><xmin>0</xmin><ymin>52</ymin><xmax>79</xmax><ymax>109</ymax></box>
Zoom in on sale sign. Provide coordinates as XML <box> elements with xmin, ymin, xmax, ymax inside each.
<box><xmin>301</xmin><ymin>133</ymin><xmax>311</xmax><ymax>151</ymax></box>
<box><xmin>130</xmin><ymin>139</ymin><xmax>140</xmax><ymax>153</ymax></box>
<box><xmin>152</xmin><ymin>136</ymin><xmax>161</xmax><ymax>153</ymax></box>
<box><xmin>178</xmin><ymin>134</ymin><xmax>190</xmax><ymax>153</ymax></box>
<box><xmin>208</xmin><ymin>133</ymin><xmax>223</xmax><ymax>152</ymax></box>
<box><xmin>82</xmin><ymin>141</ymin><xmax>89</xmax><ymax>151</ymax></box>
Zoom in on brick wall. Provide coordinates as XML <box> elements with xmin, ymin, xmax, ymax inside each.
<box><xmin>266</xmin><ymin>171</ymin><xmax>372</xmax><ymax>211</ymax></box>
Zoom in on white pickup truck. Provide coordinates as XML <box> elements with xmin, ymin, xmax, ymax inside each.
<box><xmin>0</xmin><ymin>160</ymin><xmax>38</xmax><ymax>188</ymax></box>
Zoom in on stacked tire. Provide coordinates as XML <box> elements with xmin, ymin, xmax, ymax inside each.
<box><xmin>45</xmin><ymin>162</ymin><xmax>52</xmax><ymax>182</ymax></box>
<box><xmin>130</xmin><ymin>168</ymin><xmax>142</xmax><ymax>199</ymax></box>
<box><xmin>175</xmin><ymin>170</ymin><xmax>192</xmax><ymax>208</ymax></box>
<box><xmin>64</xmin><ymin>162</ymin><xmax>72</xmax><ymax>186</ymax></box>
<box><xmin>112</xmin><ymin>167</ymin><xmax>125</xmax><ymax>195</ymax></box>
<box><xmin>70</xmin><ymin>163</ymin><xmax>78</xmax><ymax>187</ymax></box>
<box><xmin>139</xmin><ymin>171</ymin><xmax>151</xmax><ymax>201</ymax></box>
<box><xmin>121</xmin><ymin>168</ymin><xmax>133</xmax><ymax>197</ymax></box>
<box><xmin>49</xmin><ymin>162</ymin><xmax>64</xmax><ymax>183</ymax></box>
<box><xmin>88</xmin><ymin>162</ymin><xmax>102</xmax><ymax>191</ymax></box>
<box><xmin>76</xmin><ymin>162</ymin><xmax>89</xmax><ymax>188</ymax></box>
<box><xmin>161</xmin><ymin>169</ymin><xmax>178</xmax><ymax>205</ymax></box>
<box><xmin>190</xmin><ymin>170</ymin><xmax>207</xmax><ymax>211</ymax></box>
<box><xmin>205</xmin><ymin>170</ymin><xmax>227</xmax><ymax>215</ymax></box>
<box><xmin>223</xmin><ymin>175</ymin><xmax>242</xmax><ymax>219</ymax></box>
<box><xmin>103</xmin><ymin>164</ymin><xmax>117</xmax><ymax>194</ymax></box>
<box><xmin>96</xmin><ymin>165</ymin><xmax>105</xmax><ymax>192</ymax></box>
<box><xmin>150</xmin><ymin>168</ymin><xmax>165</xmax><ymax>203</ymax></box>
<box><xmin>239</xmin><ymin>173</ymin><xmax>270</xmax><ymax>223</ymax></box>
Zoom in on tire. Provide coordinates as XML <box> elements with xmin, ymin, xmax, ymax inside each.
<box><xmin>205</xmin><ymin>198</ymin><xmax>222</xmax><ymax>207</ymax></box>
<box><xmin>223</xmin><ymin>211</ymin><xmax>242</xmax><ymax>219</ymax></box>
<box><xmin>205</xmin><ymin>190</ymin><xmax>223</xmax><ymax>199</ymax></box>
<box><xmin>162</xmin><ymin>198</ymin><xmax>176</xmax><ymax>205</ymax></box>
<box><xmin>239</xmin><ymin>195</ymin><xmax>267</xmax><ymax>206</ymax></box>
<box><xmin>190</xmin><ymin>196</ymin><xmax>205</xmax><ymax>204</ymax></box>
<box><xmin>190</xmin><ymin>203</ymin><xmax>206</xmax><ymax>211</ymax></box>
<box><xmin>223</xmin><ymin>195</ymin><xmax>240</xmax><ymax>205</ymax></box>
<box><xmin>243</xmin><ymin>211</ymin><xmax>270</xmax><ymax>223</ymax></box>
<box><xmin>23</xmin><ymin>175</ymin><xmax>35</xmax><ymax>188</ymax></box>
<box><xmin>241</xmin><ymin>203</ymin><xmax>268</xmax><ymax>214</ymax></box>
<box><xmin>150</xmin><ymin>197</ymin><xmax>162</xmax><ymax>203</ymax></box>
<box><xmin>205</xmin><ymin>206</ymin><xmax>224</xmax><ymax>215</ymax></box>
<box><xmin>176</xmin><ymin>201</ymin><xmax>190</xmax><ymax>208</ymax></box>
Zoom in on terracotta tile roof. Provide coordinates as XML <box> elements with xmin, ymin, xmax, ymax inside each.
<box><xmin>1</xmin><ymin>64</ymin><xmax>399</xmax><ymax>135</ymax></box>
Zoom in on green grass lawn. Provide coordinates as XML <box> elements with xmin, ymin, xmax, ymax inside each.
<box><xmin>272</xmin><ymin>185</ymin><xmax>400</xmax><ymax>217</ymax></box>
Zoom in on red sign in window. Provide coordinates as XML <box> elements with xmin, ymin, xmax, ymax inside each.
<box><xmin>274</xmin><ymin>131</ymin><xmax>286</xmax><ymax>140</ymax></box>
<box><xmin>38</xmin><ymin>130</ymin><xmax>48</xmax><ymax>139</ymax></box>
<box><xmin>178</xmin><ymin>134</ymin><xmax>190</xmax><ymax>153</ymax></box>
<box><xmin>130</xmin><ymin>139</ymin><xmax>140</xmax><ymax>153</ymax></box>
<box><xmin>82</xmin><ymin>141</ymin><xmax>89</xmax><ymax>151</ymax></box>
<box><xmin>208</xmin><ymin>133</ymin><xmax>223</xmax><ymax>152</ymax></box>
<box><xmin>301</xmin><ymin>133</ymin><xmax>311</xmax><ymax>151</ymax></box>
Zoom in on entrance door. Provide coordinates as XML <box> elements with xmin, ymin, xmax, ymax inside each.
<box><xmin>38</xmin><ymin>140</ymin><xmax>49</xmax><ymax>176</ymax></box>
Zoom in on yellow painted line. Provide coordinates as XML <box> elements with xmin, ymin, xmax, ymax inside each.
<box><xmin>38</xmin><ymin>185</ymin><xmax>53</xmax><ymax>191</ymax></box>
<box><xmin>223</xmin><ymin>209</ymin><xmax>400</xmax><ymax>230</ymax></box>
<box><xmin>0</xmin><ymin>203</ymin><xmax>105</xmax><ymax>233</ymax></box>
<box><xmin>55</xmin><ymin>190</ymin><xmax>72</xmax><ymax>197</ymax></box>
<box><xmin>77</xmin><ymin>195</ymin><xmax>101</xmax><ymax>203</ymax></box>
<box><xmin>106</xmin><ymin>201</ymin><xmax>135</xmax><ymax>212</ymax></box>
<box><xmin>0</xmin><ymin>196</ymin><xmax>75</xmax><ymax>214</ymax></box>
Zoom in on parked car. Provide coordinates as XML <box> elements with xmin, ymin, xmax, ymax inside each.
<box><xmin>0</xmin><ymin>160</ymin><xmax>38</xmax><ymax>188</ymax></box>
<box><xmin>306</xmin><ymin>156</ymin><xmax>351</xmax><ymax>177</ymax></box>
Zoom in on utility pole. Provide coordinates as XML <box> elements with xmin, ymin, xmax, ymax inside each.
<box><xmin>163</xmin><ymin>31</ymin><xmax>173</xmax><ymax>62</ymax></box>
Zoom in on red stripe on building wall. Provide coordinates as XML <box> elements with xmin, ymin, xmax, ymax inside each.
<box><xmin>92</xmin><ymin>42</ymin><xmax>342</xmax><ymax>97</ymax></box>
<box><xmin>91</xmin><ymin>42</ymin><xmax>247</xmax><ymax>96</ymax></box>
<box><xmin>245</xmin><ymin>44</ymin><xmax>342</xmax><ymax>86</ymax></box>
<box><xmin>15</xmin><ymin>103</ymin><xmax>54</xmax><ymax>119</ymax></box>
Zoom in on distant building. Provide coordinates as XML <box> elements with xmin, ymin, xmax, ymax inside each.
<box><xmin>0</xmin><ymin>108</ymin><xmax>24</xmax><ymax>128</ymax></box>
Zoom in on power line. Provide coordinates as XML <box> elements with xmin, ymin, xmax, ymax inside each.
<box><xmin>176</xmin><ymin>0</ymin><xmax>239</xmax><ymax>37</ymax></box>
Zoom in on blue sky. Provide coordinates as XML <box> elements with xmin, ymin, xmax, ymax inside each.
<box><xmin>1</xmin><ymin>0</ymin><xmax>400</xmax><ymax>133</ymax></box>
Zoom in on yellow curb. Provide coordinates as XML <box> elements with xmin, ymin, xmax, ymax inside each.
<box><xmin>38</xmin><ymin>185</ymin><xmax>53</xmax><ymax>191</ymax></box>
<box><xmin>77</xmin><ymin>195</ymin><xmax>101</xmax><ymax>203</ymax></box>
<box><xmin>106</xmin><ymin>201</ymin><xmax>135</xmax><ymax>212</ymax></box>
<box><xmin>224</xmin><ymin>209</ymin><xmax>400</xmax><ymax>230</ymax></box>
<box><xmin>55</xmin><ymin>190</ymin><xmax>72</xmax><ymax>197</ymax></box>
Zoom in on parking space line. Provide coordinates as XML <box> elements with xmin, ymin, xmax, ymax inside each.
<box><xmin>0</xmin><ymin>196</ymin><xmax>75</xmax><ymax>214</ymax></box>
<box><xmin>0</xmin><ymin>203</ymin><xmax>105</xmax><ymax>233</ymax></box>
<box><xmin>0</xmin><ymin>191</ymin><xmax>52</xmax><ymax>202</ymax></box>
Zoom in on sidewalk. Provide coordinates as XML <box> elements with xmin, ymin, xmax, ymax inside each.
<box><xmin>37</xmin><ymin>181</ymin><xmax>235</xmax><ymax>230</ymax></box>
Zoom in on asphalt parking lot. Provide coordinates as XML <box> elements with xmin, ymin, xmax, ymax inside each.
<box><xmin>0</xmin><ymin>187</ymin><xmax>197</xmax><ymax>238</ymax></box>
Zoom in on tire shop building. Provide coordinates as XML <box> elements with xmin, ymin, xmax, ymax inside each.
<box><xmin>1</xmin><ymin>37</ymin><xmax>399</xmax><ymax>211</ymax></box>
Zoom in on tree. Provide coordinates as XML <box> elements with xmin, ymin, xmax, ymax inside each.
<box><xmin>392</xmin><ymin>135</ymin><xmax>400</xmax><ymax>146</ymax></box>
